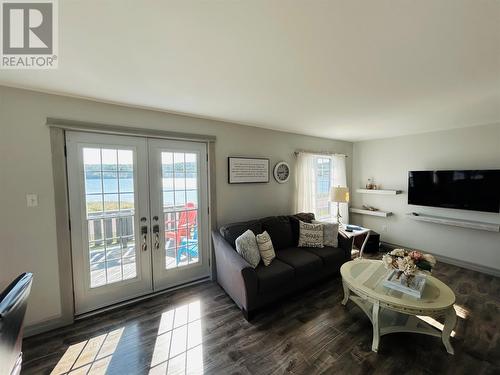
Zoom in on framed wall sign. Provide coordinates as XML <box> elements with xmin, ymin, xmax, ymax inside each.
<box><xmin>228</xmin><ymin>157</ymin><xmax>270</xmax><ymax>184</ymax></box>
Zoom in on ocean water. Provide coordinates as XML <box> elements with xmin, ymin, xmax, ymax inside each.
<box><xmin>85</xmin><ymin>178</ymin><xmax>198</xmax><ymax>206</ymax></box>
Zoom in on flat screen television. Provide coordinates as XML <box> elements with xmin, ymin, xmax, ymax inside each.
<box><xmin>408</xmin><ymin>170</ymin><xmax>500</xmax><ymax>213</ymax></box>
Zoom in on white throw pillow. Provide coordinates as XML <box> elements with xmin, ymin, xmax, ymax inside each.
<box><xmin>298</xmin><ymin>221</ymin><xmax>324</xmax><ymax>248</ymax></box>
<box><xmin>235</xmin><ymin>230</ymin><xmax>261</xmax><ymax>268</ymax></box>
<box><xmin>312</xmin><ymin>220</ymin><xmax>339</xmax><ymax>247</ymax></box>
<box><xmin>255</xmin><ymin>231</ymin><xmax>276</xmax><ymax>266</ymax></box>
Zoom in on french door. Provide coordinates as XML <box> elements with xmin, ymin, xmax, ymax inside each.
<box><xmin>66</xmin><ymin>131</ymin><xmax>210</xmax><ymax>315</ymax></box>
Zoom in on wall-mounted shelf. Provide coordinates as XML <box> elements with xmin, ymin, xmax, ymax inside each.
<box><xmin>407</xmin><ymin>213</ymin><xmax>500</xmax><ymax>232</ymax></box>
<box><xmin>356</xmin><ymin>189</ymin><xmax>402</xmax><ymax>195</ymax></box>
<box><xmin>350</xmin><ymin>208</ymin><xmax>393</xmax><ymax>217</ymax></box>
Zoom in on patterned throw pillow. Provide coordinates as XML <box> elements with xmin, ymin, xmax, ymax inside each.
<box><xmin>235</xmin><ymin>230</ymin><xmax>261</xmax><ymax>268</ymax></box>
<box><xmin>298</xmin><ymin>221</ymin><xmax>324</xmax><ymax>248</ymax></box>
<box><xmin>312</xmin><ymin>220</ymin><xmax>338</xmax><ymax>247</ymax></box>
<box><xmin>255</xmin><ymin>231</ymin><xmax>276</xmax><ymax>266</ymax></box>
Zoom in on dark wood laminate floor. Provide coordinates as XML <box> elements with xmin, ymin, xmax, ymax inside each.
<box><xmin>22</xmin><ymin>258</ymin><xmax>500</xmax><ymax>375</ymax></box>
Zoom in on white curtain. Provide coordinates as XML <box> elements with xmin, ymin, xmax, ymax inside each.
<box><xmin>295</xmin><ymin>152</ymin><xmax>316</xmax><ymax>213</ymax></box>
<box><xmin>332</xmin><ymin>154</ymin><xmax>349</xmax><ymax>224</ymax></box>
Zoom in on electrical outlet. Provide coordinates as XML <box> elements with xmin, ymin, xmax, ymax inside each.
<box><xmin>381</xmin><ymin>224</ymin><xmax>388</xmax><ymax>232</ymax></box>
<box><xmin>26</xmin><ymin>194</ymin><xmax>38</xmax><ymax>207</ymax></box>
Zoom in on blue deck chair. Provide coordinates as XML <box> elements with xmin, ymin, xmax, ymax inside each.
<box><xmin>176</xmin><ymin>228</ymin><xmax>199</xmax><ymax>264</ymax></box>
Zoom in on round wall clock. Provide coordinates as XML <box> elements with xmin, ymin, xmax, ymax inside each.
<box><xmin>273</xmin><ymin>161</ymin><xmax>290</xmax><ymax>183</ymax></box>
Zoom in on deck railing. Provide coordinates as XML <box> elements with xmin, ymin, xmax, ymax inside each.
<box><xmin>87</xmin><ymin>205</ymin><xmax>197</xmax><ymax>248</ymax></box>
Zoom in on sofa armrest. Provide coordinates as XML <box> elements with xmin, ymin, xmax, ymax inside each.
<box><xmin>338</xmin><ymin>233</ymin><xmax>353</xmax><ymax>261</ymax></box>
<box><xmin>212</xmin><ymin>231</ymin><xmax>258</xmax><ymax>312</ymax></box>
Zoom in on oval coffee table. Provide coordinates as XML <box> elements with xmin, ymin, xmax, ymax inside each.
<box><xmin>340</xmin><ymin>259</ymin><xmax>457</xmax><ymax>354</ymax></box>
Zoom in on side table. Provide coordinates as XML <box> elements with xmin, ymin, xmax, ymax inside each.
<box><xmin>338</xmin><ymin>225</ymin><xmax>371</xmax><ymax>258</ymax></box>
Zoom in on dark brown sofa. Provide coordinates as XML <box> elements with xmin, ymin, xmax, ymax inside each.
<box><xmin>212</xmin><ymin>213</ymin><xmax>353</xmax><ymax>320</ymax></box>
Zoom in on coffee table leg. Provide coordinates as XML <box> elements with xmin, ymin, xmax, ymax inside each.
<box><xmin>442</xmin><ymin>307</ymin><xmax>457</xmax><ymax>355</ymax></box>
<box><xmin>341</xmin><ymin>281</ymin><xmax>350</xmax><ymax>305</ymax></box>
<box><xmin>371</xmin><ymin>300</ymin><xmax>380</xmax><ymax>352</ymax></box>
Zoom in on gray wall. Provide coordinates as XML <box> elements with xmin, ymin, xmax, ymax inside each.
<box><xmin>0</xmin><ymin>86</ymin><xmax>352</xmax><ymax>328</ymax></box>
<box><xmin>351</xmin><ymin>123</ymin><xmax>500</xmax><ymax>272</ymax></box>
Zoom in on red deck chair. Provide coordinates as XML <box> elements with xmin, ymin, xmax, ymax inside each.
<box><xmin>165</xmin><ymin>202</ymin><xmax>197</xmax><ymax>246</ymax></box>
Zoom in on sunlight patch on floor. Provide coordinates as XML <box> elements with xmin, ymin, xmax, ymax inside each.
<box><xmin>454</xmin><ymin>304</ymin><xmax>470</xmax><ymax>319</ymax></box>
<box><xmin>50</xmin><ymin>327</ymin><xmax>124</xmax><ymax>375</ymax></box>
<box><xmin>416</xmin><ymin>316</ymin><xmax>456</xmax><ymax>337</ymax></box>
<box><xmin>149</xmin><ymin>300</ymin><xmax>204</xmax><ymax>375</ymax></box>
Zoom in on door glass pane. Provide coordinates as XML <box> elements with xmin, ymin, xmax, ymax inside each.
<box><xmin>103</xmin><ymin>172</ymin><xmax>118</xmax><ymax>193</ymax></box>
<box><xmin>162</xmin><ymin>151</ymin><xmax>200</xmax><ymax>269</ymax></box>
<box><xmin>83</xmin><ymin>147</ymin><xmax>138</xmax><ymax>288</ymax></box>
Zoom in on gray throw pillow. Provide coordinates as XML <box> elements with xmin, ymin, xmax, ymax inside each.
<box><xmin>312</xmin><ymin>220</ymin><xmax>339</xmax><ymax>247</ymax></box>
<box><xmin>256</xmin><ymin>231</ymin><xmax>276</xmax><ymax>266</ymax></box>
<box><xmin>298</xmin><ymin>221</ymin><xmax>324</xmax><ymax>248</ymax></box>
<box><xmin>235</xmin><ymin>230</ymin><xmax>261</xmax><ymax>268</ymax></box>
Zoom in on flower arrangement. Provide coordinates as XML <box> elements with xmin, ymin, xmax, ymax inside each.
<box><xmin>382</xmin><ymin>249</ymin><xmax>436</xmax><ymax>277</ymax></box>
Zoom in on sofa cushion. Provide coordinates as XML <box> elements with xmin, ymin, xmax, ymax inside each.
<box><xmin>261</xmin><ymin>216</ymin><xmax>293</xmax><ymax>250</ymax></box>
<box><xmin>289</xmin><ymin>213</ymin><xmax>315</xmax><ymax>245</ymax></box>
<box><xmin>298</xmin><ymin>221</ymin><xmax>324</xmax><ymax>248</ymax></box>
<box><xmin>235</xmin><ymin>230</ymin><xmax>261</xmax><ymax>268</ymax></box>
<box><xmin>220</xmin><ymin>220</ymin><xmax>263</xmax><ymax>249</ymax></box>
<box><xmin>312</xmin><ymin>220</ymin><xmax>339</xmax><ymax>247</ymax></box>
<box><xmin>254</xmin><ymin>259</ymin><xmax>295</xmax><ymax>294</ymax></box>
<box><xmin>275</xmin><ymin>248</ymin><xmax>323</xmax><ymax>276</ymax></box>
<box><xmin>256</xmin><ymin>231</ymin><xmax>276</xmax><ymax>266</ymax></box>
<box><xmin>293</xmin><ymin>212</ymin><xmax>315</xmax><ymax>223</ymax></box>
<box><xmin>302</xmin><ymin>246</ymin><xmax>346</xmax><ymax>269</ymax></box>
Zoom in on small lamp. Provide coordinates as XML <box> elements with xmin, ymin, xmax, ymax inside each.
<box><xmin>331</xmin><ymin>186</ymin><xmax>350</xmax><ymax>225</ymax></box>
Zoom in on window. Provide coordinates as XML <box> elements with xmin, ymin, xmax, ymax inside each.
<box><xmin>296</xmin><ymin>152</ymin><xmax>347</xmax><ymax>223</ymax></box>
<box><xmin>314</xmin><ymin>156</ymin><xmax>333</xmax><ymax>220</ymax></box>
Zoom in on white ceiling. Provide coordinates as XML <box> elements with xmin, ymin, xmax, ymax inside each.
<box><xmin>1</xmin><ymin>0</ymin><xmax>499</xmax><ymax>141</ymax></box>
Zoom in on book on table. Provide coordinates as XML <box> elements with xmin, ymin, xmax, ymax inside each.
<box><xmin>346</xmin><ymin>225</ymin><xmax>363</xmax><ymax>231</ymax></box>
<box><xmin>383</xmin><ymin>270</ymin><xmax>427</xmax><ymax>298</ymax></box>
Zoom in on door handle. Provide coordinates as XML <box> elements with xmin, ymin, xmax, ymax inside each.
<box><xmin>153</xmin><ymin>224</ymin><xmax>160</xmax><ymax>250</ymax></box>
<box><xmin>141</xmin><ymin>225</ymin><xmax>148</xmax><ymax>252</ymax></box>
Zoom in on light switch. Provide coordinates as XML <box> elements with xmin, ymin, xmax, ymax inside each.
<box><xmin>26</xmin><ymin>194</ymin><xmax>38</xmax><ymax>207</ymax></box>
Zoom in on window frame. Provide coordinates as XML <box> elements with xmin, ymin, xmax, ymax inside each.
<box><xmin>312</xmin><ymin>155</ymin><xmax>334</xmax><ymax>221</ymax></box>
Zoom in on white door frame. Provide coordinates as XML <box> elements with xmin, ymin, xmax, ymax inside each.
<box><xmin>148</xmin><ymin>139</ymin><xmax>211</xmax><ymax>291</ymax></box>
<box><xmin>66</xmin><ymin>131</ymin><xmax>153</xmax><ymax>314</ymax></box>
<box><xmin>66</xmin><ymin>131</ymin><xmax>212</xmax><ymax>315</ymax></box>
<box><xmin>40</xmin><ymin>121</ymin><xmax>215</xmax><ymax>336</ymax></box>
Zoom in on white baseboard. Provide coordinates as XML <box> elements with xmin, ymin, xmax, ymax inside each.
<box><xmin>380</xmin><ymin>241</ymin><xmax>500</xmax><ymax>278</ymax></box>
<box><xmin>432</xmin><ymin>254</ymin><xmax>500</xmax><ymax>278</ymax></box>
<box><xmin>24</xmin><ymin>315</ymin><xmax>73</xmax><ymax>337</ymax></box>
